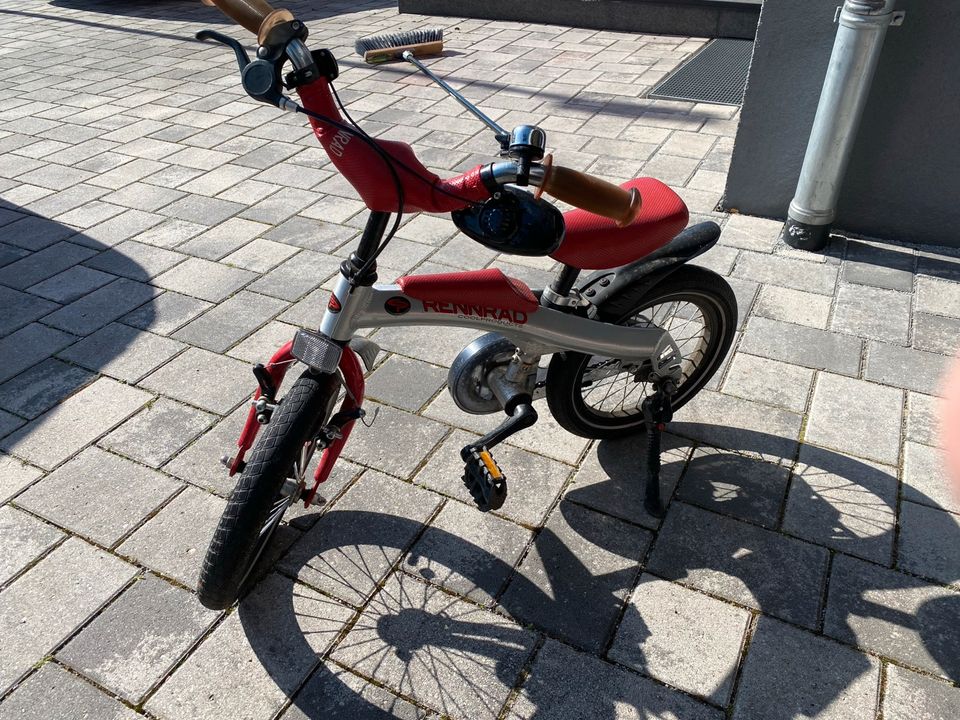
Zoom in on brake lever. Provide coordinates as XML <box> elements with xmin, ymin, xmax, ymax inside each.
<box><xmin>196</xmin><ymin>29</ymin><xmax>251</xmax><ymax>70</ymax></box>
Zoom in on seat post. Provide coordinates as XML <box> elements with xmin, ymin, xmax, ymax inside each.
<box><xmin>541</xmin><ymin>264</ymin><xmax>581</xmax><ymax>309</ymax></box>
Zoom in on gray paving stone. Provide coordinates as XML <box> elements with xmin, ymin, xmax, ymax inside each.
<box><xmin>902</xmin><ymin>441</ymin><xmax>958</xmax><ymax>514</ymax></box>
<box><xmin>117</xmin><ymin>485</ymin><xmax>225</xmax><ymax>588</ymax></box>
<box><xmin>0</xmin><ymin>242</ymin><xmax>28</xmax><ymax>268</ymax></box>
<box><xmin>162</xmin><ymin>405</ymin><xmax>249</xmax><ymax>495</ymax></box>
<box><xmin>0</xmin><ymin>505</ymin><xmax>64</xmax><ymax>586</ymax></box>
<box><xmin>610</xmin><ymin>574</ymin><xmax>750</xmax><ymax>704</ymax></box>
<box><xmin>0</xmin><ymin>357</ymin><xmax>95</xmax><ymax>420</ymax></box>
<box><xmin>913</xmin><ymin>312</ymin><xmax>960</xmax><ymax>355</ymax></box>
<box><xmin>824</xmin><ymin>554</ymin><xmax>960</xmax><ymax>680</ymax></box>
<box><xmin>565</xmin><ymin>434</ymin><xmax>687</xmax><ymax>530</ymax></box>
<box><xmin>373</xmin><ymin>324</ymin><xmax>483</xmax><ymax>368</ymax></box>
<box><xmin>734</xmin><ymin>251</ymin><xmax>838</xmax><ymax>295</ymax></box>
<box><xmin>100</xmin><ymin>181</ymin><xmax>185</xmax><ymax>212</ymax></box>
<box><xmin>906</xmin><ymin>392</ymin><xmax>941</xmax><ymax>447</ymax></box>
<box><xmin>0</xmin><ymin>454</ymin><xmax>42</xmax><ymax>504</ymax></box>
<box><xmin>832</xmin><ymin>283</ymin><xmax>912</xmax><ymax>344</ymax></box>
<box><xmin>366</xmin><ymin>355</ymin><xmax>446</xmax><ymax>413</ymax></box>
<box><xmin>42</xmin><ymin>277</ymin><xmax>157</xmax><ymax>335</ymax></box>
<box><xmin>732</xmin><ymin>617</ymin><xmax>880</xmax><ymax>720</ymax></box>
<box><xmin>160</xmin><ymin>193</ymin><xmax>244</xmax><ymax>225</ymax></box>
<box><xmin>280</xmin><ymin>472</ymin><xmax>442</xmax><ymax>605</ymax></box>
<box><xmin>59</xmin><ymin>574</ymin><xmax>218</xmax><ymax>703</ymax></box>
<box><xmin>342</xmin><ymin>402</ymin><xmax>448</xmax><ymax>480</ymax></box>
<box><xmin>0</xmin><ymin>215</ymin><xmax>76</xmax><ymax>251</ymax></box>
<box><xmin>0</xmin><ymin>537</ymin><xmax>136</xmax><ymax>694</ymax></box>
<box><xmin>897</xmin><ymin>501</ymin><xmax>960</xmax><ymax>585</ymax></box>
<box><xmin>121</xmin><ymin>290</ymin><xmax>211</xmax><ymax>335</ymax></box>
<box><xmin>221</xmin><ymin>237</ymin><xmax>299</xmax><ymax>273</ymax></box>
<box><xmin>719</xmin><ymin>214</ymin><xmax>783</xmax><ymax>252</ymax></box>
<box><xmin>0</xmin><ymin>664</ymin><xmax>140</xmax><ymax>720</ymax></box>
<box><xmin>754</xmin><ymin>284</ymin><xmax>833</xmax><ymax>329</ymax></box>
<box><xmin>0</xmin><ymin>322</ymin><xmax>77</xmax><ymax>385</ymax></box>
<box><xmin>501</xmin><ymin>500</ymin><xmax>650</xmax><ymax>651</ymax></box>
<box><xmin>672</xmin><ymin>389</ymin><xmax>802</xmax><ymax>463</ymax></box>
<box><xmin>883</xmin><ymin>664</ymin><xmax>960</xmax><ymax>720</ymax></box>
<box><xmin>0</xmin><ymin>240</ymin><xmax>98</xmax><ymax>289</ymax></box>
<box><xmin>783</xmin><ymin>444</ymin><xmax>897</xmax><ymax>564</ymax></box>
<box><xmin>333</xmin><ymin>572</ymin><xmax>536</xmax><ymax>720</ymax></box>
<box><xmin>146</xmin><ymin>573</ymin><xmax>353</xmax><ymax>720</ymax></box>
<box><xmin>59</xmin><ymin>322</ymin><xmax>186</xmax><ymax>382</ymax></box>
<box><xmin>405</xmin><ymin>500</ymin><xmax>531</xmax><ymax>605</ymax></box>
<box><xmin>226</xmin><ymin>320</ymin><xmax>298</xmax><ymax>363</ymax></box>
<box><xmin>131</xmin><ymin>217</ymin><xmax>205</xmax><ymax>248</ymax></box>
<box><xmin>806</xmin><ymin>373</ymin><xmax>903</xmax><ymax>465</ymax></box>
<box><xmin>509</xmin><ymin>638</ymin><xmax>721</xmax><ymax>720</ymax></box>
<box><xmin>139</xmin><ymin>347</ymin><xmax>252</xmax><ymax>414</ymax></box>
<box><xmin>648</xmin><ymin>502</ymin><xmax>829</xmax><ymax>628</ymax></box>
<box><xmin>1</xmin><ymin>377</ymin><xmax>151</xmax><ymax>470</ymax></box>
<box><xmin>263</xmin><ymin>216</ymin><xmax>356</xmax><ymax>252</ymax></box>
<box><xmin>842</xmin><ymin>240</ymin><xmax>915</xmax><ymax>291</ymax></box>
<box><xmin>153</xmin><ymin>256</ymin><xmax>256</xmax><ymax>302</ymax></box>
<box><xmin>677</xmin><ymin>446</ymin><xmax>790</xmax><ymax>528</ymax></box>
<box><xmin>0</xmin><ymin>285</ymin><xmax>59</xmax><ymax>335</ymax></box>
<box><xmin>722</xmin><ymin>352</ymin><xmax>813</xmax><ymax>412</ymax></box>
<box><xmin>414</xmin><ymin>429</ymin><xmax>571</xmax><ymax>527</ymax></box>
<box><xmin>916</xmin><ymin>276</ymin><xmax>960</xmax><ymax>318</ymax></box>
<box><xmin>26</xmin><ymin>264</ymin><xmax>116</xmax><ymax>304</ymax></box>
<box><xmin>864</xmin><ymin>341</ymin><xmax>951</xmax><ymax>396</ymax></box>
<box><xmin>16</xmin><ymin>447</ymin><xmax>182</xmax><ymax>547</ymax></box>
<box><xmin>283</xmin><ymin>664</ymin><xmax>430</xmax><ymax>720</ymax></box>
<box><xmin>83</xmin><ymin>239</ymin><xmax>186</xmax><ymax>280</ymax></box>
<box><xmin>248</xmin><ymin>248</ymin><xmax>341</xmax><ymax>301</ymax></box>
<box><xmin>173</xmin><ymin>290</ymin><xmax>286</xmax><ymax>353</ymax></box>
<box><xmin>177</xmin><ymin>217</ymin><xmax>270</xmax><ymax>260</ymax></box>
<box><xmin>100</xmin><ymin>398</ymin><xmax>215</xmax><ymax>469</ymax></box>
<box><xmin>740</xmin><ymin>316</ymin><xmax>862</xmax><ymax>376</ymax></box>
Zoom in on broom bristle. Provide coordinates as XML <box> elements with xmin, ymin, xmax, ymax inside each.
<box><xmin>354</xmin><ymin>27</ymin><xmax>444</xmax><ymax>55</ymax></box>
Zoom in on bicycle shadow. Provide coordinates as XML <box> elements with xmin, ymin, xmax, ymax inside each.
<box><xmin>0</xmin><ymin>201</ymin><xmax>156</xmax><ymax>442</ymax></box>
<box><xmin>237</xmin><ymin>426</ymin><xmax>960</xmax><ymax>719</ymax></box>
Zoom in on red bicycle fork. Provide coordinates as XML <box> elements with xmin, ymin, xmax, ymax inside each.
<box><xmin>227</xmin><ymin>341</ymin><xmax>366</xmax><ymax>508</ymax></box>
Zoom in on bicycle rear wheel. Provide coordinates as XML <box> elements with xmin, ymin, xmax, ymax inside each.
<box><xmin>546</xmin><ymin>265</ymin><xmax>736</xmax><ymax>440</ymax></box>
<box><xmin>197</xmin><ymin>370</ymin><xmax>340</xmax><ymax>610</ymax></box>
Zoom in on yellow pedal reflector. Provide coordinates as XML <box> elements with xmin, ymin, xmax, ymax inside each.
<box><xmin>478</xmin><ymin>450</ymin><xmax>502</xmax><ymax>480</ymax></box>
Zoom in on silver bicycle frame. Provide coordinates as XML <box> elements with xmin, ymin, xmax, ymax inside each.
<box><xmin>319</xmin><ymin>272</ymin><xmax>676</xmax><ymax>364</ymax></box>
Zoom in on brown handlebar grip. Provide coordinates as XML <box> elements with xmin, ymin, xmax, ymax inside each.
<box><xmin>541</xmin><ymin>164</ymin><xmax>642</xmax><ymax>227</ymax></box>
<box><xmin>201</xmin><ymin>0</ymin><xmax>276</xmax><ymax>35</ymax></box>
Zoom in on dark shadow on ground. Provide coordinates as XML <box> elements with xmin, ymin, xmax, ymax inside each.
<box><xmin>239</xmin><ymin>426</ymin><xmax>960</xmax><ymax>718</ymax></box>
<box><xmin>0</xmin><ymin>200</ymin><xmax>155</xmax><ymax>443</ymax></box>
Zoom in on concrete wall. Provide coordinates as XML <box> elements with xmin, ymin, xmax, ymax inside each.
<box><xmin>399</xmin><ymin>0</ymin><xmax>761</xmax><ymax>40</ymax></box>
<box><xmin>723</xmin><ymin>0</ymin><xmax>960</xmax><ymax>246</ymax></box>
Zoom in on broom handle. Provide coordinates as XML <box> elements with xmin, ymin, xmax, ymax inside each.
<box><xmin>402</xmin><ymin>51</ymin><xmax>509</xmax><ymax>143</ymax></box>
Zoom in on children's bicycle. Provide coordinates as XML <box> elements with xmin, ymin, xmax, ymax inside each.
<box><xmin>194</xmin><ymin>0</ymin><xmax>737</xmax><ymax>611</ymax></box>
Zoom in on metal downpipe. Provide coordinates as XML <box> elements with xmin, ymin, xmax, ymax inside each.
<box><xmin>782</xmin><ymin>0</ymin><xmax>900</xmax><ymax>251</ymax></box>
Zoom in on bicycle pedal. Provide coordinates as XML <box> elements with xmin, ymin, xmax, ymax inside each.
<box><xmin>462</xmin><ymin>447</ymin><xmax>507</xmax><ymax>512</ymax></box>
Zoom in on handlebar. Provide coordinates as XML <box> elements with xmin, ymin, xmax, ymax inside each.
<box><xmin>201</xmin><ymin>0</ymin><xmax>275</xmax><ymax>35</ymax></box>
<box><xmin>538</xmin><ymin>162</ymin><xmax>642</xmax><ymax>227</ymax></box>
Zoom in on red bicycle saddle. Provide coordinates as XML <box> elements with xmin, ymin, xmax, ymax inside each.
<box><xmin>551</xmin><ymin>177</ymin><xmax>689</xmax><ymax>270</ymax></box>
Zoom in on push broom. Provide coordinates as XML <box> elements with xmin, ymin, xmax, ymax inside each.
<box><xmin>354</xmin><ymin>27</ymin><xmax>444</xmax><ymax>64</ymax></box>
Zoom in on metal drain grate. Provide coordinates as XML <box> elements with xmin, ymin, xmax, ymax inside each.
<box><xmin>649</xmin><ymin>38</ymin><xmax>754</xmax><ymax>106</ymax></box>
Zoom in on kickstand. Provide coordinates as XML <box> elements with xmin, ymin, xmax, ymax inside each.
<box><xmin>641</xmin><ymin>379</ymin><xmax>676</xmax><ymax>519</ymax></box>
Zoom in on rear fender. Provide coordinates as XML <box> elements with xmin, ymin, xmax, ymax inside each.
<box><xmin>578</xmin><ymin>221</ymin><xmax>722</xmax><ymax>309</ymax></box>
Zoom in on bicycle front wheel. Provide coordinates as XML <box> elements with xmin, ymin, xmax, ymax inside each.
<box><xmin>197</xmin><ymin>370</ymin><xmax>340</xmax><ymax>610</ymax></box>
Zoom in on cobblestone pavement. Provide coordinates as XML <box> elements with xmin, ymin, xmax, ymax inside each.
<box><xmin>1</xmin><ymin>1</ymin><xmax>959</xmax><ymax>718</ymax></box>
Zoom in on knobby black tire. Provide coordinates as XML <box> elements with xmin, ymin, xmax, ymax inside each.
<box><xmin>546</xmin><ymin>265</ymin><xmax>737</xmax><ymax>440</ymax></box>
<box><xmin>197</xmin><ymin>371</ymin><xmax>339</xmax><ymax>610</ymax></box>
